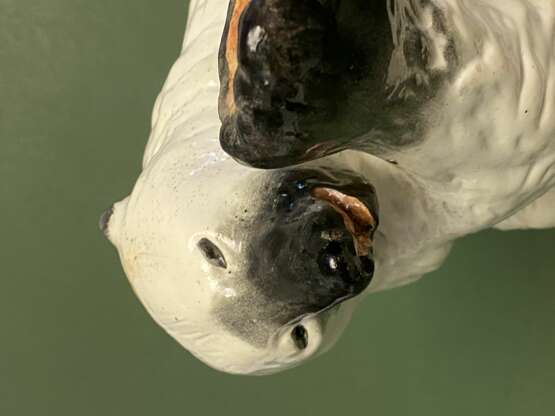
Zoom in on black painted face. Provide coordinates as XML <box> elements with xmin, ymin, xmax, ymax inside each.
<box><xmin>218</xmin><ymin>0</ymin><xmax>395</xmax><ymax>168</ymax></box>
<box><xmin>212</xmin><ymin>168</ymin><xmax>379</xmax><ymax>347</ymax></box>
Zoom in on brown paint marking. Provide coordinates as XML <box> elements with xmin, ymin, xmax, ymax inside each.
<box><xmin>225</xmin><ymin>0</ymin><xmax>251</xmax><ymax>114</ymax></box>
<box><xmin>311</xmin><ymin>187</ymin><xmax>377</xmax><ymax>257</ymax></box>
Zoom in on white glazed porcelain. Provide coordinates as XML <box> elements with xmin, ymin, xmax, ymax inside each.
<box><xmin>103</xmin><ymin>0</ymin><xmax>555</xmax><ymax>375</ymax></box>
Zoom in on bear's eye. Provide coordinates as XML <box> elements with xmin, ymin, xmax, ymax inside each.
<box><xmin>197</xmin><ymin>238</ymin><xmax>227</xmax><ymax>269</ymax></box>
<box><xmin>291</xmin><ymin>325</ymin><xmax>308</xmax><ymax>350</ymax></box>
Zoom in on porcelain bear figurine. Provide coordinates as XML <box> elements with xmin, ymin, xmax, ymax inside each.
<box><xmin>101</xmin><ymin>0</ymin><xmax>555</xmax><ymax>375</ymax></box>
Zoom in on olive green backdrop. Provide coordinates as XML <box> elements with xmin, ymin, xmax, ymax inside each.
<box><xmin>1</xmin><ymin>1</ymin><xmax>554</xmax><ymax>415</ymax></box>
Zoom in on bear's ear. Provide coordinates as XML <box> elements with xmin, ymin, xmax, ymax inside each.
<box><xmin>99</xmin><ymin>196</ymin><xmax>129</xmax><ymax>247</ymax></box>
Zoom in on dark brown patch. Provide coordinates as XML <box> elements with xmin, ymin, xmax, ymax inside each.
<box><xmin>211</xmin><ymin>168</ymin><xmax>378</xmax><ymax>347</ymax></box>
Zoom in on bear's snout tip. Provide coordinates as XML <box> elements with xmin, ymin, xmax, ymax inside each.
<box><xmin>98</xmin><ymin>205</ymin><xmax>114</xmax><ymax>237</ymax></box>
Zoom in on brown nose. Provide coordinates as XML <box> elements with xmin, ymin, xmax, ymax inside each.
<box><xmin>98</xmin><ymin>205</ymin><xmax>114</xmax><ymax>237</ymax></box>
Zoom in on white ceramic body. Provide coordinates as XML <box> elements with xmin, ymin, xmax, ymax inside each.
<box><xmin>104</xmin><ymin>0</ymin><xmax>555</xmax><ymax>374</ymax></box>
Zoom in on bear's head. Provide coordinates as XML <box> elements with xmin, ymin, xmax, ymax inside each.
<box><xmin>101</xmin><ymin>146</ymin><xmax>379</xmax><ymax>375</ymax></box>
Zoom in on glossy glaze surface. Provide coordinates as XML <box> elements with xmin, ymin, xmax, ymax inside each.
<box><xmin>4</xmin><ymin>2</ymin><xmax>555</xmax><ymax>409</ymax></box>
<box><xmin>104</xmin><ymin>0</ymin><xmax>555</xmax><ymax>374</ymax></box>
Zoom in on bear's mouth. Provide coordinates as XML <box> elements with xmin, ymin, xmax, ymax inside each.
<box><xmin>213</xmin><ymin>167</ymin><xmax>379</xmax><ymax>348</ymax></box>
<box><xmin>218</xmin><ymin>0</ymin><xmax>394</xmax><ymax>168</ymax></box>
<box><xmin>248</xmin><ymin>168</ymin><xmax>380</xmax><ymax>315</ymax></box>
<box><xmin>311</xmin><ymin>186</ymin><xmax>377</xmax><ymax>257</ymax></box>
<box><xmin>268</xmin><ymin>167</ymin><xmax>380</xmax><ymax>290</ymax></box>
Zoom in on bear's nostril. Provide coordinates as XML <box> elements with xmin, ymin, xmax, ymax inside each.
<box><xmin>197</xmin><ymin>238</ymin><xmax>227</xmax><ymax>269</ymax></box>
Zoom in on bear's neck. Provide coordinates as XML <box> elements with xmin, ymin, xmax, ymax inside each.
<box><xmin>334</xmin><ymin>152</ymin><xmax>451</xmax><ymax>292</ymax></box>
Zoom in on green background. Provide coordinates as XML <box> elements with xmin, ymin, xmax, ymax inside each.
<box><xmin>1</xmin><ymin>1</ymin><xmax>554</xmax><ymax>415</ymax></box>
